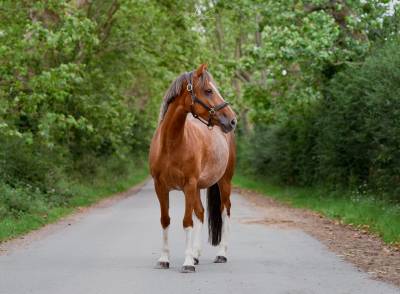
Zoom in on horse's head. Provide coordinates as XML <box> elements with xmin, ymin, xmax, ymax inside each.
<box><xmin>187</xmin><ymin>64</ymin><xmax>237</xmax><ymax>133</ymax></box>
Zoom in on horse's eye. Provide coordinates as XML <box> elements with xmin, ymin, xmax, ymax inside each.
<box><xmin>205</xmin><ymin>89</ymin><xmax>213</xmax><ymax>95</ymax></box>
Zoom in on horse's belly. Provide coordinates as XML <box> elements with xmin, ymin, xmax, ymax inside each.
<box><xmin>198</xmin><ymin>167</ymin><xmax>226</xmax><ymax>188</ymax></box>
<box><xmin>198</xmin><ymin>134</ymin><xmax>229</xmax><ymax>188</ymax></box>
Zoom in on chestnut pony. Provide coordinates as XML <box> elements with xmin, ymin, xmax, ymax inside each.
<box><xmin>149</xmin><ymin>64</ymin><xmax>237</xmax><ymax>273</ymax></box>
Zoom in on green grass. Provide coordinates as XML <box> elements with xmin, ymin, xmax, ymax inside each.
<box><xmin>233</xmin><ymin>173</ymin><xmax>400</xmax><ymax>245</ymax></box>
<box><xmin>0</xmin><ymin>162</ymin><xmax>148</xmax><ymax>242</ymax></box>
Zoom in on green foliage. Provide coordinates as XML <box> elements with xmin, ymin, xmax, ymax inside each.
<box><xmin>318</xmin><ymin>36</ymin><xmax>400</xmax><ymax>194</ymax></box>
<box><xmin>242</xmin><ymin>36</ymin><xmax>400</xmax><ymax>200</ymax></box>
<box><xmin>197</xmin><ymin>0</ymin><xmax>389</xmax><ymax>122</ymax></box>
<box><xmin>1</xmin><ymin>0</ymin><xmax>399</xmax><ymax>242</ymax></box>
<box><xmin>0</xmin><ymin>2</ymin><xmax>201</xmax><ymax>172</ymax></box>
<box><xmin>0</xmin><ymin>0</ymin><xmax>201</xmax><ymax>233</ymax></box>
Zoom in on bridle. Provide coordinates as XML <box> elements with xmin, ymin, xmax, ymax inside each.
<box><xmin>185</xmin><ymin>72</ymin><xmax>230</xmax><ymax>129</ymax></box>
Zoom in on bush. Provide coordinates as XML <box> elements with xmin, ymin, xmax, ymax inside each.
<box><xmin>0</xmin><ymin>0</ymin><xmax>182</xmax><ymax>224</ymax></box>
<box><xmin>0</xmin><ymin>136</ymin><xmax>68</xmax><ymax>191</ymax></box>
<box><xmin>319</xmin><ymin>37</ymin><xmax>400</xmax><ymax>195</ymax></box>
<box><xmin>0</xmin><ymin>182</ymin><xmax>58</xmax><ymax>219</ymax></box>
<box><xmin>241</xmin><ymin>37</ymin><xmax>400</xmax><ymax>199</ymax></box>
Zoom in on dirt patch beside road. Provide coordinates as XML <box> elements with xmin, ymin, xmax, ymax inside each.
<box><xmin>235</xmin><ymin>187</ymin><xmax>400</xmax><ymax>287</ymax></box>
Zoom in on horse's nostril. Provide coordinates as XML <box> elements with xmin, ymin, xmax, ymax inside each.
<box><xmin>230</xmin><ymin>118</ymin><xmax>237</xmax><ymax>127</ymax></box>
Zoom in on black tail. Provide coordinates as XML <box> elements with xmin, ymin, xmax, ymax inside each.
<box><xmin>207</xmin><ymin>183</ymin><xmax>222</xmax><ymax>246</ymax></box>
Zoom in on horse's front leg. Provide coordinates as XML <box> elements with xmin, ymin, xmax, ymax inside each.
<box><xmin>181</xmin><ymin>179</ymin><xmax>198</xmax><ymax>273</ymax></box>
<box><xmin>154</xmin><ymin>182</ymin><xmax>170</xmax><ymax>269</ymax></box>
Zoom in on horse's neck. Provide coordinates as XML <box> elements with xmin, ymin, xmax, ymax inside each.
<box><xmin>160</xmin><ymin>99</ymin><xmax>187</xmax><ymax>151</ymax></box>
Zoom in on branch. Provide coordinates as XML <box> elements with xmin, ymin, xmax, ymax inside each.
<box><xmin>234</xmin><ymin>70</ymin><xmax>251</xmax><ymax>83</ymax></box>
<box><xmin>304</xmin><ymin>1</ymin><xmax>349</xmax><ymax>30</ymax></box>
<box><xmin>98</xmin><ymin>0</ymin><xmax>120</xmax><ymax>44</ymax></box>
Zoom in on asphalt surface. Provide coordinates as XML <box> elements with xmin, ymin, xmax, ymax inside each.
<box><xmin>0</xmin><ymin>181</ymin><xmax>398</xmax><ymax>294</ymax></box>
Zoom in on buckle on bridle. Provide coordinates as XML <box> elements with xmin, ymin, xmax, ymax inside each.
<box><xmin>186</xmin><ymin>84</ymin><xmax>193</xmax><ymax>92</ymax></box>
<box><xmin>209</xmin><ymin>108</ymin><xmax>215</xmax><ymax>115</ymax></box>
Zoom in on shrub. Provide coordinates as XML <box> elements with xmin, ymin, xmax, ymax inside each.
<box><xmin>241</xmin><ymin>37</ymin><xmax>400</xmax><ymax>199</ymax></box>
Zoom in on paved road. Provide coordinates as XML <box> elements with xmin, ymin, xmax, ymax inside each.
<box><xmin>0</xmin><ymin>181</ymin><xmax>398</xmax><ymax>294</ymax></box>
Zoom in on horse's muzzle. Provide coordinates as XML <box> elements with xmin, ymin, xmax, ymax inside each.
<box><xmin>219</xmin><ymin>116</ymin><xmax>237</xmax><ymax>133</ymax></box>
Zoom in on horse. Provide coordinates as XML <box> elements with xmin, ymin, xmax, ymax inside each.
<box><xmin>149</xmin><ymin>64</ymin><xmax>237</xmax><ymax>273</ymax></box>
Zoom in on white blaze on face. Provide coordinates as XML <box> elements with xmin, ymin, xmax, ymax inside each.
<box><xmin>209</xmin><ymin>81</ymin><xmax>235</xmax><ymax>121</ymax></box>
<box><xmin>210</xmin><ymin>82</ymin><xmax>225</xmax><ymax>102</ymax></box>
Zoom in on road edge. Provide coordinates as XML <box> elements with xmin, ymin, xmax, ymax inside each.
<box><xmin>234</xmin><ymin>186</ymin><xmax>400</xmax><ymax>288</ymax></box>
<box><xmin>0</xmin><ymin>178</ymin><xmax>149</xmax><ymax>255</ymax></box>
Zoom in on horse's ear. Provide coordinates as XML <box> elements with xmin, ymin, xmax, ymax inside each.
<box><xmin>195</xmin><ymin>63</ymin><xmax>208</xmax><ymax>77</ymax></box>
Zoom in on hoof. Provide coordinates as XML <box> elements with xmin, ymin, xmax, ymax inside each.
<box><xmin>181</xmin><ymin>265</ymin><xmax>196</xmax><ymax>273</ymax></box>
<box><xmin>214</xmin><ymin>256</ymin><xmax>227</xmax><ymax>263</ymax></box>
<box><xmin>155</xmin><ymin>261</ymin><xmax>169</xmax><ymax>269</ymax></box>
<box><xmin>194</xmin><ymin>258</ymin><xmax>199</xmax><ymax>265</ymax></box>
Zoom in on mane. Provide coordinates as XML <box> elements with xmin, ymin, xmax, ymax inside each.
<box><xmin>158</xmin><ymin>70</ymin><xmax>216</xmax><ymax>123</ymax></box>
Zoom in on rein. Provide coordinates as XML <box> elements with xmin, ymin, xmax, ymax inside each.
<box><xmin>186</xmin><ymin>72</ymin><xmax>229</xmax><ymax>129</ymax></box>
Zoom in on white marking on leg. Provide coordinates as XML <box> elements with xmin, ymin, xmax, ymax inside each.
<box><xmin>158</xmin><ymin>226</ymin><xmax>169</xmax><ymax>263</ymax></box>
<box><xmin>183</xmin><ymin>227</ymin><xmax>194</xmax><ymax>266</ymax></box>
<box><xmin>217</xmin><ymin>209</ymin><xmax>230</xmax><ymax>257</ymax></box>
<box><xmin>192</xmin><ymin>212</ymin><xmax>203</xmax><ymax>260</ymax></box>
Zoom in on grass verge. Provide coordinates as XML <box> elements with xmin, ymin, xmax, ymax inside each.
<box><xmin>233</xmin><ymin>173</ymin><xmax>400</xmax><ymax>245</ymax></box>
<box><xmin>0</xmin><ymin>161</ymin><xmax>148</xmax><ymax>242</ymax></box>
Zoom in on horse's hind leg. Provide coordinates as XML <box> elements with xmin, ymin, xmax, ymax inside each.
<box><xmin>192</xmin><ymin>189</ymin><xmax>204</xmax><ymax>265</ymax></box>
<box><xmin>154</xmin><ymin>181</ymin><xmax>170</xmax><ymax>269</ymax></box>
<box><xmin>214</xmin><ymin>179</ymin><xmax>231</xmax><ymax>263</ymax></box>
